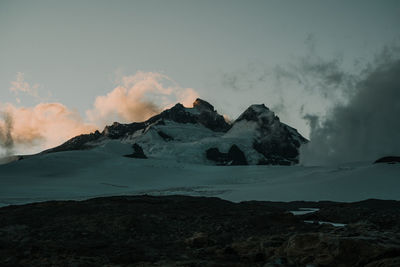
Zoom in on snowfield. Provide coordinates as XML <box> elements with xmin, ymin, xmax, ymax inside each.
<box><xmin>1</xmin><ymin>140</ymin><xmax>399</xmax><ymax>207</ymax></box>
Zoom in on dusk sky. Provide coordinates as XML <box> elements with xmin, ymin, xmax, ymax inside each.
<box><xmin>1</xmin><ymin>0</ymin><xmax>399</xmax><ymax>155</ymax></box>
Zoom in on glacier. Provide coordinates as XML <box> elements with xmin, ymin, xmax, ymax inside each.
<box><xmin>0</xmin><ymin>139</ymin><xmax>399</xmax><ymax>207</ymax></box>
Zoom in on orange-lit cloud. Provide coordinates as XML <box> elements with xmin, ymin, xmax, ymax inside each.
<box><xmin>0</xmin><ymin>103</ymin><xmax>96</xmax><ymax>155</ymax></box>
<box><xmin>1</xmin><ymin>71</ymin><xmax>200</xmax><ymax>155</ymax></box>
<box><xmin>87</xmin><ymin>71</ymin><xmax>199</xmax><ymax>126</ymax></box>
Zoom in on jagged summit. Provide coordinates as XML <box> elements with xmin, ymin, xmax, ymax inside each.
<box><xmin>43</xmin><ymin>99</ymin><xmax>307</xmax><ymax>165</ymax></box>
<box><xmin>148</xmin><ymin>99</ymin><xmax>231</xmax><ymax>132</ymax></box>
<box><xmin>236</xmin><ymin>104</ymin><xmax>277</xmax><ymax>123</ymax></box>
<box><xmin>193</xmin><ymin>98</ymin><xmax>214</xmax><ymax>111</ymax></box>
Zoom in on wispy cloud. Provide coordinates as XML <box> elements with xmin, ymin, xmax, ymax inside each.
<box><xmin>9</xmin><ymin>72</ymin><xmax>41</xmax><ymax>99</ymax></box>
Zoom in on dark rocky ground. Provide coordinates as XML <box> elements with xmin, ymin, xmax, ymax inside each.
<box><xmin>0</xmin><ymin>195</ymin><xmax>399</xmax><ymax>267</ymax></box>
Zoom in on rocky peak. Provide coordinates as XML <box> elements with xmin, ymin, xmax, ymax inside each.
<box><xmin>156</xmin><ymin>99</ymin><xmax>230</xmax><ymax>132</ymax></box>
<box><xmin>193</xmin><ymin>98</ymin><xmax>214</xmax><ymax>112</ymax></box>
<box><xmin>171</xmin><ymin>103</ymin><xmax>185</xmax><ymax>110</ymax></box>
<box><xmin>230</xmin><ymin>103</ymin><xmax>307</xmax><ymax>165</ymax></box>
<box><xmin>42</xmin><ymin>130</ymin><xmax>103</xmax><ymax>153</ymax></box>
<box><xmin>102</xmin><ymin>121</ymin><xmax>147</xmax><ymax>139</ymax></box>
<box><xmin>157</xmin><ymin>103</ymin><xmax>197</xmax><ymax>124</ymax></box>
<box><xmin>236</xmin><ymin>104</ymin><xmax>279</xmax><ymax>124</ymax></box>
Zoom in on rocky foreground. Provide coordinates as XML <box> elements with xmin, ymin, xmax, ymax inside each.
<box><xmin>1</xmin><ymin>196</ymin><xmax>400</xmax><ymax>267</ymax></box>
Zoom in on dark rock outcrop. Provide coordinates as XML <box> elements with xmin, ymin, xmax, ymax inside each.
<box><xmin>206</xmin><ymin>145</ymin><xmax>248</xmax><ymax>165</ymax></box>
<box><xmin>228</xmin><ymin>144</ymin><xmax>248</xmax><ymax>165</ymax></box>
<box><xmin>374</xmin><ymin>156</ymin><xmax>400</xmax><ymax>164</ymax></box>
<box><xmin>193</xmin><ymin>98</ymin><xmax>215</xmax><ymax>111</ymax></box>
<box><xmin>157</xmin><ymin>130</ymin><xmax>173</xmax><ymax>141</ymax></box>
<box><xmin>154</xmin><ymin>103</ymin><xmax>197</xmax><ymax>124</ymax></box>
<box><xmin>123</xmin><ymin>143</ymin><xmax>147</xmax><ymax>159</ymax></box>
<box><xmin>102</xmin><ymin>121</ymin><xmax>147</xmax><ymax>139</ymax></box>
<box><xmin>193</xmin><ymin>98</ymin><xmax>231</xmax><ymax>132</ymax></box>
<box><xmin>42</xmin><ymin>130</ymin><xmax>102</xmax><ymax>153</ymax></box>
<box><xmin>150</xmin><ymin>99</ymin><xmax>231</xmax><ymax>132</ymax></box>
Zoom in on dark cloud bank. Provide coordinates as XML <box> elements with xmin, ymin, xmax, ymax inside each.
<box><xmin>221</xmin><ymin>41</ymin><xmax>400</xmax><ymax>165</ymax></box>
<box><xmin>301</xmin><ymin>50</ymin><xmax>400</xmax><ymax>165</ymax></box>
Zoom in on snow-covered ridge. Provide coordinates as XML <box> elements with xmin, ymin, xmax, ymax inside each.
<box><xmin>42</xmin><ymin>99</ymin><xmax>308</xmax><ymax>165</ymax></box>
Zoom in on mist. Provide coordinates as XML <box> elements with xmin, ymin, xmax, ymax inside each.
<box><xmin>0</xmin><ymin>112</ymin><xmax>14</xmax><ymax>156</ymax></box>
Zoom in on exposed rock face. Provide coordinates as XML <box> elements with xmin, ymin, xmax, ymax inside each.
<box><xmin>102</xmin><ymin>122</ymin><xmax>147</xmax><ymax>139</ymax></box>
<box><xmin>374</xmin><ymin>156</ymin><xmax>400</xmax><ymax>164</ymax></box>
<box><xmin>42</xmin><ymin>130</ymin><xmax>103</xmax><ymax>153</ymax></box>
<box><xmin>150</xmin><ymin>99</ymin><xmax>231</xmax><ymax>132</ymax></box>
<box><xmin>193</xmin><ymin>98</ymin><xmax>215</xmax><ymax>111</ymax></box>
<box><xmin>192</xmin><ymin>98</ymin><xmax>231</xmax><ymax>132</ymax></box>
<box><xmin>157</xmin><ymin>130</ymin><xmax>173</xmax><ymax>141</ymax></box>
<box><xmin>206</xmin><ymin>145</ymin><xmax>248</xmax><ymax>165</ymax></box>
<box><xmin>155</xmin><ymin>103</ymin><xmax>197</xmax><ymax>124</ymax></box>
<box><xmin>1</xmin><ymin>195</ymin><xmax>399</xmax><ymax>266</ymax></box>
<box><xmin>123</xmin><ymin>143</ymin><xmax>147</xmax><ymax>159</ymax></box>
<box><xmin>228</xmin><ymin>145</ymin><xmax>248</xmax><ymax>165</ymax></box>
<box><xmin>233</xmin><ymin>104</ymin><xmax>308</xmax><ymax>165</ymax></box>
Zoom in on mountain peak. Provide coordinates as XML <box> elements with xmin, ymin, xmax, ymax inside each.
<box><xmin>193</xmin><ymin>98</ymin><xmax>214</xmax><ymax>111</ymax></box>
<box><xmin>236</xmin><ymin>104</ymin><xmax>277</xmax><ymax>123</ymax></box>
<box><xmin>43</xmin><ymin>99</ymin><xmax>307</xmax><ymax>165</ymax></box>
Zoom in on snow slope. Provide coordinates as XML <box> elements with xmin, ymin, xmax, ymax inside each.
<box><xmin>1</xmin><ymin>140</ymin><xmax>399</xmax><ymax>207</ymax></box>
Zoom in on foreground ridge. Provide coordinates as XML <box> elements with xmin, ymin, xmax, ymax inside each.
<box><xmin>1</xmin><ymin>195</ymin><xmax>399</xmax><ymax>266</ymax></box>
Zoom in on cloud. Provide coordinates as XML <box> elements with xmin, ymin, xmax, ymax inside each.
<box><xmin>273</xmin><ymin>35</ymin><xmax>357</xmax><ymax>109</ymax></box>
<box><xmin>0</xmin><ymin>103</ymin><xmax>96</xmax><ymax>156</ymax></box>
<box><xmin>0</xmin><ymin>112</ymin><xmax>14</xmax><ymax>156</ymax></box>
<box><xmin>87</xmin><ymin>71</ymin><xmax>199</xmax><ymax>126</ymax></box>
<box><xmin>1</xmin><ymin>71</ymin><xmax>199</xmax><ymax>155</ymax></box>
<box><xmin>217</xmin><ymin>36</ymin><xmax>374</xmax><ymax>139</ymax></box>
<box><xmin>9</xmin><ymin>72</ymin><xmax>41</xmax><ymax>99</ymax></box>
<box><xmin>221</xmin><ymin>62</ymin><xmax>270</xmax><ymax>92</ymax></box>
<box><xmin>300</xmin><ymin>49</ymin><xmax>400</xmax><ymax>165</ymax></box>
<box><xmin>218</xmin><ymin>37</ymin><xmax>400</xmax><ymax>165</ymax></box>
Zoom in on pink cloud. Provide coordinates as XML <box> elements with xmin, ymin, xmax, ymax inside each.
<box><xmin>87</xmin><ymin>71</ymin><xmax>199</xmax><ymax>126</ymax></box>
<box><xmin>1</xmin><ymin>71</ymin><xmax>200</xmax><ymax>155</ymax></box>
<box><xmin>0</xmin><ymin>103</ymin><xmax>96</xmax><ymax>155</ymax></box>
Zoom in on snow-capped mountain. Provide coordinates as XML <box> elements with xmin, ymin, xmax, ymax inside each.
<box><xmin>1</xmin><ymin>99</ymin><xmax>399</xmax><ymax>207</ymax></box>
<box><xmin>43</xmin><ymin>99</ymin><xmax>307</xmax><ymax>165</ymax></box>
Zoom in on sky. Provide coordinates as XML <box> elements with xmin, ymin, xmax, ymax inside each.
<box><xmin>1</xmin><ymin>0</ymin><xmax>400</xmax><ymax>158</ymax></box>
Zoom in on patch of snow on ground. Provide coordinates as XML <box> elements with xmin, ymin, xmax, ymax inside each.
<box><xmin>304</xmin><ymin>220</ymin><xmax>347</xmax><ymax>227</ymax></box>
<box><xmin>289</xmin><ymin>208</ymin><xmax>320</xmax><ymax>216</ymax></box>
